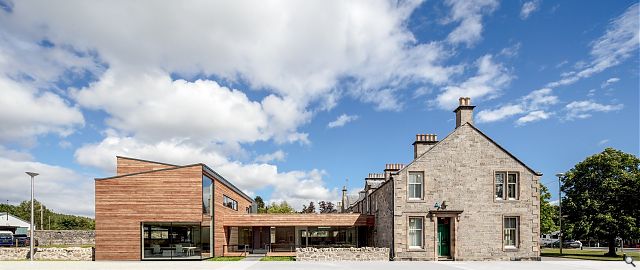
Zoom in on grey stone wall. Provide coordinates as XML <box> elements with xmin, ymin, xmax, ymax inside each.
<box><xmin>0</xmin><ymin>247</ymin><xmax>93</xmax><ymax>261</ymax></box>
<box><xmin>392</xmin><ymin>124</ymin><xmax>540</xmax><ymax>261</ymax></box>
<box><xmin>371</xmin><ymin>181</ymin><xmax>393</xmax><ymax>249</ymax></box>
<box><xmin>35</xmin><ymin>230</ymin><xmax>95</xmax><ymax>246</ymax></box>
<box><xmin>296</xmin><ymin>247</ymin><xmax>389</xmax><ymax>261</ymax></box>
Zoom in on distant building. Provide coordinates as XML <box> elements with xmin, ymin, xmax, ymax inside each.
<box><xmin>347</xmin><ymin>97</ymin><xmax>542</xmax><ymax>261</ymax></box>
<box><xmin>0</xmin><ymin>213</ymin><xmax>30</xmax><ymax>234</ymax></box>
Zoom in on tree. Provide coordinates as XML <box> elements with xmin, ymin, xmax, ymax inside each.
<box><xmin>561</xmin><ymin>148</ymin><xmax>640</xmax><ymax>256</ymax></box>
<box><xmin>266</xmin><ymin>201</ymin><xmax>295</xmax><ymax>214</ymax></box>
<box><xmin>300</xmin><ymin>201</ymin><xmax>316</xmax><ymax>213</ymax></box>
<box><xmin>318</xmin><ymin>201</ymin><xmax>337</xmax><ymax>213</ymax></box>
<box><xmin>540</xmin><ymin>183</ymin><xmax>558</xmax><ymax>234</ymax></box>
<box><xmin>254</xmin><ymin>196</ymin><xmax>266</xmax><ymax>213</ymax></box>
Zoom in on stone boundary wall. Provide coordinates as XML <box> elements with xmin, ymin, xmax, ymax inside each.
<box><xmin>296</xmin><ymin>247</ymin><xmax>389</xmax><ymax>261</ymax></box>
<box><xmin>0</xmin><ymin>247</ymin><xmax>94</xmax><ymax>261</ymax></box>
<box><xmin>35</xmin><ymin>230</ymin><xmax>95</xmax><ymax>246</ymax></box>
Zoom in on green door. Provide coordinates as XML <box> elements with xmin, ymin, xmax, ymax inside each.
<box><xmin>437</xmin><ymin>218</ymin><xmax>450</xmax><ymax>257</ymax></box>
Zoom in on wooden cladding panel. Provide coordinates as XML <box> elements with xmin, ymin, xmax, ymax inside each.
<box><xmin>211</xmin><ymin>176</ymin><xmax>253</xmax><ymax>257</ymax></box>
<box><xmin>116</xmin><ymin>156</ymin><xmax>177</xmax><ymax>176</ymax></box>
<box><xmin>222</xmin><ymin>213</ymin><xmax>374</xmax><ymax>227</ymax></box>
<box><xmin>95</xmin><ymin>165</ymin><xmax>203</xmax><ymax>260</ymax></box>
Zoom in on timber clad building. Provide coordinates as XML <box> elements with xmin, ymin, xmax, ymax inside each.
<box><xmin>94</xmin><ymin>97</ymin><xmax>541</xmax><ymax>261</ymax></box>
<box><xmin>346</xmin><ymin>97</ymin><xmax>542</xmax><ymax>261</ymax></box>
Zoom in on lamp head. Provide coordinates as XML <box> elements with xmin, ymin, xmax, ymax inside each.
<box><xmin>25</xmin><ymin>172</ymin><xmax>39</xmax><ymax>177</ymax></box>
<box><xmin>555</xmin><ymin>173</ymin><xmax>564</xmax><ymax>178</ymax></box>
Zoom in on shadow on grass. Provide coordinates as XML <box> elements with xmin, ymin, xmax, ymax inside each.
<box><xmin>541</xmin><ymin>248</ymin><xmax>640</xmax><ymax>261</ymax></box>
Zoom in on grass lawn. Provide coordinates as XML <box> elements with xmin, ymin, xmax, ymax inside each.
<box><xmin>541</xmin><ymin>248</ymin><xmax>640</xmax><ymax>261</ymax></box>
<box><xmin>207</xmin><ymin>256</ymin><xmax>245</xmax><ymax>261</ymax></box>
<box><xmin>260</xmin><ymin>256</ymin><xmax>295</xmax><ymax>261</ymax></box>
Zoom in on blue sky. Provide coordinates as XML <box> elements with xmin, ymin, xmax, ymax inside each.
<box><xmin>0</xmin><ymin>0</ymin><xmax>637</xmax><ymax>216</ymax></box>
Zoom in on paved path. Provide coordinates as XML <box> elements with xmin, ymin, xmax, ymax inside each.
<box><xmin>0</xmin><ymin>260</ymin><xmax>634</xmax><ymax>270</ymax></box>
<box><xmin>241</xmin><ymin>254</ymin><xmax>265</xmax><ymax>261</ymax></box>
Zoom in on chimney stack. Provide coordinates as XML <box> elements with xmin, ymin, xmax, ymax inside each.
<box><xmin>413</xmin><ymin>134</ymin><xmax>438</xmax><ymax>159</ymax></box>
<box><xmin>341</xmin><ymin>185</ymin><xmax>347</xmax><ymax>213</ymax></box>
<box><xmin>454</xmin><ymin>97</ymin><xmax>475</xmax><ymax>128</ymax></box>
<box><xmin>384</xmin><ymin>163</ymin><xmax>404</xmax><ymax>180</ymax></box>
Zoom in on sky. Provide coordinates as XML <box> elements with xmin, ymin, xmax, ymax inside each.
<box><xmin>0</xmin><ymin>0</ymin><xmax>637</xmax><ymax>217</ymax></box>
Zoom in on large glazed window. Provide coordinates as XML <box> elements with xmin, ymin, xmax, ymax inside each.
<box><xmin>203</xmin><ymin>175</ymin><xmax>213</xmax><ymax>214</ymax></box>
<box><xmin>503</xmin><ymin>217</ymin><xmax>518</xmax><ymax>248</ymax></box>
<box><xmin>408</xmin><ymin>217</ymin><xmax>423</xmax><ymax>249</ymax></box>
<box><xmin>408</xmin><ymin>172</ymin><xmax>424</xmax><ymax>200</ymax></box>
<box><xmin>141</xmin><ymin>222</ymin><xmax>203</xmax><ymax>260</ymax></box>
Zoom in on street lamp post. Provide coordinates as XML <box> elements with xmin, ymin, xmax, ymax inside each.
<box><xmin>556</xmin><ymin>173</ymin><xmax>564</xmax><ymax>255</ymax></box>
<box><xmin>26</xmin><ymin>172</ymin><xmax>39</xmax><ymax>261</ymax></box>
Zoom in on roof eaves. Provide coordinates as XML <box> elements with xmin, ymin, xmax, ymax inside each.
<box><xmin>95</xmin><ymin>163</ymin><xmax>201</xmax><ymax>181</ymax></box>
<box><xmin>202</xmin><ymin>164</ymin><xmax>255</xmax><ymax>203</ymax></box>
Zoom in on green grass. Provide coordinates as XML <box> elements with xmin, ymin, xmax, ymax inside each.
<box><xmin>207</xmin><ymin>256</ymin><xmax>245</xmax><ymax>261</ymax></box>
<box><xmin>260</xmin><ymin>256</ymin><xmax>295</xmax><ymax>261</ymax></box>
<box><xmin>541</xmin><ymin>248</ymin><xmax>640</xmax><ymax>261</ymax></box>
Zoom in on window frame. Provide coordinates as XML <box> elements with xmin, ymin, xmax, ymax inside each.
<box><xmin>503</xmin><ymin>216</ymin><xmax>519</xmax><ymax>250</ymax></box>
<box><xmin>223</xmin><ymin>195</ymin><xmax>238</xmax><ymax>211</ymax></box>
<box><xmin>408</xmin><ymin>216</ymin><xmax>424</xmax><ymax>249</ymax></box>
<box><xmin>494</xmin><ymin>171</ymin><xmax>520</xmax><ymax>201</ymax></box>
<box><xmin>407</xmin><ymin>171</ymin><xmax>424</xmax><ymax>201</ymax></box>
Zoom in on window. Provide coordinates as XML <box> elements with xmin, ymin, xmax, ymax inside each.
<box><xmin>495</xmin><ymin>173</ymin><xmax>504</xmax><ymax>200</ymax></box>
<box><xmin>507</xmin><ymin>173</ymin><xmax>518</xmax><ymax>199</ymax></box>
<box><xmin>504</xmin><ymin>217</ymin><xmax>518</xmax><ymax>248</ymax></box>
<box><xmin>408</xmin><ymin>172</ymin><xmax>423</xmax><ymax>199</ymax></box>
<box><xmin>408</xmin><ymin>217</ymin><xmax>423</xmax><ymax>248</ymax></box>
<box><xmin>202</xmin><ymin>176</ymin><xmax>213</xmax><ymax>214</ymax></box>
<box><xmin>495</xmin><ymin>172</ymin><xmax>519</xmax><ymax>200</ymax></box>
<box><xmin>223</xmin><ymin>195</ymin><xmax>238</xmax><ymax>211</ymax></box>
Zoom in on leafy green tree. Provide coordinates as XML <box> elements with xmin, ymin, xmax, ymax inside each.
<box><xmin>300</xmin><ymin>201</ymin><xmax>316</xmax><ymax>213</ymax></box>
<box><xmin>561</xmin><ymin>148</ymin><xmax>639</xmax><ymax>256</ymax></box>
<box><xmin>1</xmin><ymin>200</ymin><xmax>94</xmax><ymax>230</ymax></box>
<box><xmin>318</xmin><ymin>201</ymin><xmax>337</xmax><ymax>213</ymax></box>
<box><xmin>540</xmin><ymin>183</ymin><xmax>558</xmax><ymax>234</ymax></box>
<box><xmin>266</xmin><ymin>201</ymin><xmax>295</xmax><ymax>214</ymax></box>
<box><xmin>254</xmin><ymin>196</ymin><xmax>266</xmax><ymax>213</ymax></box>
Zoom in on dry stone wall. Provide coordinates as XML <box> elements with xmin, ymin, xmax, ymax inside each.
<box><xmin>0</xmin><ymin>247</ymin><xmax>93</xmax><ymax>261</ymax></box>
<box><xmin>35</xmin><ymin>230</ymin><xmax>95</xmax><ymax>246</ymax></box>
<box><xmin>296</xmin><ymin>247</ymin><xmax>389</xmax><ymax>261</ymax></box>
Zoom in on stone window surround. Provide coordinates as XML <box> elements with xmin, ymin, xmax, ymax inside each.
<box><xmin>407</xmin><ymin>171</ymin><xmax>425</xmax><ymax>202</ymax></box>
<box><xmin>407</xmin><ymin>216</ymin><xmax>425</xmax><ymax>251</ymax></box>
<box><xmin>502</xmin><ymin>215</ymin><xmax>520</xmax><ymax>251</ymax></box>
<box><xmin>493</xmin><ymin>170</ymin><xmax>521</xmax><ymax>202</ymax></box>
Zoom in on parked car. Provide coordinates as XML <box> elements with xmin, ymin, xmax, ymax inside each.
<box><xmin>0</xmin><ymin>231</ymin><xmax>14</xmax><ymax>247</ymax></box>
<box><xmin>13</xmin><ymin>234</ymin><xmax>35</xmax><ymax>247</ymax></box>
<box><xmin>564</xmin><ymin>240</ymin><xmax>582</xmax><ymax>248</ymax></box>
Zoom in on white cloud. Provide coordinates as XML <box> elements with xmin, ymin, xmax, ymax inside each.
<box><xmin>564</xmin><ymin>100</ymin><xmax>623</xmax><ymax>120</ymax></box>
<box><xmin>0</xmin><ymin>76</ymin><xmax>84</xmax><ymax>145</ymax></box>
<box><xmin>520</xmin><ymin>0</ymin><xmax>540</xmax><ymax>20</ymax></box>
<box><xmin>72</xmin><ymin>69</ymin><xmax>309</xmax><ymax>145</ymax></box>
<box><xmin>598</xmin><ymin>139</ymin><xmax>609</xmax><ymax>145</ymax></box>
<box><xmin>0</xmin><ymin>156</ymin><xmax>94</xmax><ymax>217</ymax></box>
<box><xmin>516</xmin><ymin>110</ymin><xmax>551</xmax><ymax>125</ymax></box>
<box><xmin>254</xmin><ymin>150</ymin><xmax>286</xmax><ymax>163</ymax></box>
<box><xmin>476</xmin><ymin>88</ymin><xmax>558</xmax><ymax>124</ymax></box>
<box><xmin>601</xmin><ymin>77</ymin><xmax>620</xmax><ymax>88</ymax></box>
<box><xmin>547</xmin><ymin>4</ymin><xmax>639</xmax><ymax>88</ymax></box>
<box><xmin>2</xmin><ymin>0</ymin><xmax>461</xmax><ymax>112</ymax></box>
<box><xmin>476</xmin><ymin>104</ymin><xmax>524</xmax><ymax>123</ymax></box>
<box><xmin>435</xmin><ymin>54</ymin><xmax>513</xmax><ymax>109</ymax></box>
<box><xmin>444</xmin><ymin>0</ymin><xmax>499</xmax><ymax>46</ymax></box>
<box><xmin>74</xmin><ymin>135</ymin><xmax>338</xmax><ymax>210</ymax></box>
<box><xmin>327</xmin><ymin>114</ymin><xmax>359</xmax><ymax>128</ymax></box>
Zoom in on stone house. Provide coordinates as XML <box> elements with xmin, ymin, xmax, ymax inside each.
<box><xmin>346</xmin><ymin>97</ymin><xmax>542</xmax><ymax>261</ymax></box>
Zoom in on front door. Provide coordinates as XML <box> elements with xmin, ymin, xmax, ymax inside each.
<box><xmin>437</xmin><ymin>218</ymin><xmax>450</xmax><ymax>257</ymax></box>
